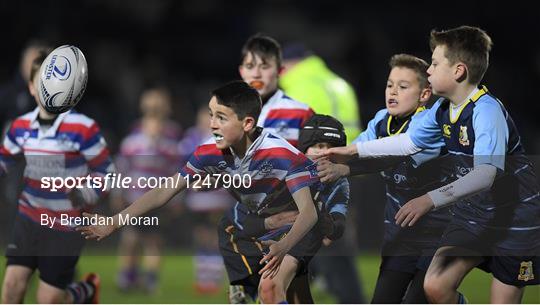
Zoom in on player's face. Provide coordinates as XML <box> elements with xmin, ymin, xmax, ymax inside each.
<box><xmin>427</xmin><ymin>45</ymin><xmax>456</xmax><ymax>97</ymax></box>
<box><xmin>385</xmin><ymin>67</ymin><xmax>427</xmax><ymax>117</ymax></box>
<box><xmin>306</xmin><ymin>142</ymin><xmax>333</xmax><ymax>159</ymax></box>
<box><xmin>208</xmin><ymin>96</ymin><xmax>247</xmax><ymax>150</ymax></box>
<box><xmin>239</xmin><ymin>52</ymin><xmax>280</xmax><ymax>99</ymax></box>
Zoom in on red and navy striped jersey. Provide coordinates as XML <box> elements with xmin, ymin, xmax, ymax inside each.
<box><xmin>179</xmin><ymin>130</ymin><xmax>320</xmax><ymax>216</ymax></box>
<box><xmin>0</xmin><ymin>107</ymin><xmax>114</xmax><ymax>230</ymax></box>
<box><xmin>257</xmin><ymin>90</ymin><xmax>314</xmax><ymax>147</ymax></box>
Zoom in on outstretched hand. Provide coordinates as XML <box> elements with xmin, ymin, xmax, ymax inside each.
<box><xmin>76</xmin><ymin>212</ymin><xmax>118</xmax><ymax>241</ymax></box>
<box><xmin>317</xmin><ymin>145</ymin><xmax>358</xmax><ymax>164</ymax></box>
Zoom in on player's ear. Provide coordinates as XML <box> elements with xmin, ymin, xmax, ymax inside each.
<box><xmin>238</xmin><ymin>65</ymin><xmax>245</xmax><ymax>78</ymax></box>
<box><xmin>419</xmin><ymin>87</ymin><xmax>432</xmax><ymax>103</ymax></box>
<box><xmin>455</xmin><ymin>63</ymin><xmax>468</xmax><ymax>83</ymax></box>
<box><xmin>242</xmin><ymin>116</ymin><xmax>256</xmax><ymax>131</ymax></box>
<box><xmin>28</xmin><ymin>80</ymin><xmax>38</xmax><ymax>100</ymax></box>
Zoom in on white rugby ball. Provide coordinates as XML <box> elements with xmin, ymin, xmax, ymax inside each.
<box><xmin>38</xmin><ymin>45</ymin><xmax>88</xmax><ymax>114</ymax></box>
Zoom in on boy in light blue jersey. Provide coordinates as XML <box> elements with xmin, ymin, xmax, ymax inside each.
<box><xmin>324</xmin><ymin>26</ymin><xmax>539</xmax><ymax>303</ymax></box>
<box><xmin>319</xmin><ymin>54</ymin><xmax>451</xmax><ymax>303</ymax></box>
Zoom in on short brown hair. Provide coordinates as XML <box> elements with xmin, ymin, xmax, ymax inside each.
<box><xmin>389</xmin><ymin>54</ymin><xmax>430</xmax><ymax>89</ymax></box>
<box><xmin>240</xmin><ymin>34</ymin><xmax>282</xmax><ymax>68</ymax></box>
<box><xmin>430</xmin><ymin>26</ymin><xmax>493</xmax><ymax>85</ymax></box>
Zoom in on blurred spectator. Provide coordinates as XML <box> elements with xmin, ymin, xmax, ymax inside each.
<box><xmin>279</xmin><ymin>42</ymin><xmax>362</xmax><ymax>142</ymax></box>
<box><xmin>111</xmin><ymin>87</ymin><xmax>182</xmax><ymax>294</ymax></box>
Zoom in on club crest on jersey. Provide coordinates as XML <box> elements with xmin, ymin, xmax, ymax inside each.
<box><xmin>518</xmin><ymin>261</ymin><xmax>534</xmax><ymax>282</ymax></box>
<box><xmin>258</xmin><ymin>161</ymin><xmax>273</xmax><ymax>177</ymax></box>
<box><xmin>459</xmin><ymin>126</ymin><xmax>470</xmax><ymax>146</ymax></box>
<box><xmin>443</xmin><ymin>124</ymin><xmax>451</xmax><ymax>138</ymax></box>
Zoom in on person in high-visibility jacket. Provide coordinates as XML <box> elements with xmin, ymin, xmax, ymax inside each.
<box><xmin>280</xmin><ymin>43</ymin><xmax>362</xmax><ymax>143</ymax></box>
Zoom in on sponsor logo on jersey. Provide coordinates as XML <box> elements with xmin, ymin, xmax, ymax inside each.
<box><xmin>443</xmin><ymin>124</ymin><xmax>452</xmax><ymax>138</ymax></box>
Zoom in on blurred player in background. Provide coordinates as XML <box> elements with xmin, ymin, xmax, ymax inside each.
<box><xmin>177</xmin><ymin>105</ymin><xmax>235</xmax><ymax>294</ymax></box>
<box><xmin>112</xmin><ymin>87</ymin><xmax>182</xmax><ymax>294</ymax></box>
<box><xmin>0</xmin><ymin>50</ymin><xmax>113</xmax><ymax>303</ymax></box>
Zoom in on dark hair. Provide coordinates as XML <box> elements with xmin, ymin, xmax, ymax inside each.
<box><xmin>29</xmin><ymin>50</ymin><xmax>50</xmax><ymax>82</ymax></box>
<box><xmin>211</xmin><ymin>80</ymin><xmax>262</xmax><ymax>120</ymax></box>
<box><xmin>389</xmin><ymin>54</ymin><xmax>430</xmax><ymax>89</ymax></box>
<box><xmin>430</xmin><ymin>26</ymin><xmax>493</xmax><ymax>85</ymax></box>
<box><xmin>240</xmin><ymin>34</ymin><xmax>282</xmax><ymax>68</ymax></box>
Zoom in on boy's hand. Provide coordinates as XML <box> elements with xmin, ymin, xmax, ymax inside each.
<box><xmin>76</xmin><ymin>212</ymin><xmax>118</xmax><ymax>241</ymax></box>
<box><xmin>317</xmin><ymin>160</ymin><xmax>350</xmax><ymax>183</ymax></box>
<box><xmin>395</xmin><ymin>194</ymin><xmax>434</xmax><ymax>227</ymax></box>
<box><xmin>264</xmin><ymin>211</ymin><xmax>298</xmax><ymax>230</ymax></box>
<box><xmin>320</xmin><ymin>145</ymin><xmax>358</xmax><ymax>164</ymax></box>
<box><xmin>258</xmin><ymin>239</ymin><xmax>290</xmax><ymax>279</ymax></box>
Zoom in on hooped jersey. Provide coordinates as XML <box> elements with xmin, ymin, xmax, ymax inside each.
<box><xmin>180</xmin><ymin>129</ymin><xmax>321</xmax><ymax>219</ymax></box>
<box><xmin>0</xmin><ymin>107</ymin><xmax>114</xmax><ymax>230</ymax></box>
<box><xmin>257</xmin><ymin>89</ymin><xmax>314</xmax><ymax>147</ymax></box>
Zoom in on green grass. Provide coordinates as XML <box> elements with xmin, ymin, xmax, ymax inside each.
<box><xmin>0</xmin><ymin>254</ymin><xmax>538</xmax><ymax>303</ymax></box>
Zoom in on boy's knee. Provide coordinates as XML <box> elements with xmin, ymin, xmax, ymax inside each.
<box><xmin>2</xmin><ymin>277</ymin><xmax>27</xmax><ymax>303</ymax></box>
<box><xmin>424</xmin><ymin>275</ymin><xmax>451</xmax><ymax>303</ymax></box>
<box><xmin>259</xmin><ymin>278</ymin><xmax>285</xmax><ymax>304</ymax></box>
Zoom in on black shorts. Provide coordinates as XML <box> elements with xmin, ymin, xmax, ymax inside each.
<box><xmin>217</xmin><ymin>215</ymin><xmax>322</xmax><ymax>286</ymax></box>
<box><xmin>439</xmin><ymin>223</ymin><xmax>540</xmax><ymax>287</ymax></box>
<box><xmin>380</xmin><ymin>239</ymin><xmax>438</xmax><ymax>274</ymax></box>
<box><xmin>5</xmin><ymin>215</ymin><xmax>85</xmax><ymax>289</ymax></box>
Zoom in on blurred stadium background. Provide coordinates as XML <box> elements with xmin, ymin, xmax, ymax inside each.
<box><xmin>0</xmin><ymin>0</ymin><xmax>539</xmax><ymax>303</ymax></box>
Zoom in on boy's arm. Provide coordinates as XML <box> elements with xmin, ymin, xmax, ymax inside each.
<box><xmin>324</xmin><ymin>102</ymin><xmax>445</xmax><ymax>161</ymax></box>
<box><xmin>395</xmin><ymin>100</ymin><xmax>508</xmax><ymax>226</ymax></box>
<box><xmin>258</xmin><ymin>186</ymin><xmax>317</xmax><ymax>278</ymax></box>
<box><xmin>78</xmin><ymin>173</ymin><xmax>187</xmax><ymax>240</ymax></box>
<box><xmin>0</xmin><ymin>122</ymin><xmax>23</xmax><ymax>176</ymax></box>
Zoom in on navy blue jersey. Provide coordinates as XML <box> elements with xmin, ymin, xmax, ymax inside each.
<box><xmin>354</xmin><ymin>107</ymin><xmax>451</xmax><ymax>242</ymax></box>
<box><xmin>410</xmin><ymin>86</ymin><xmax>540</xmax><ymax>249</ymax></box>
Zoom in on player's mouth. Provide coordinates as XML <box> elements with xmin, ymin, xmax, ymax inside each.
<box><xmin>387</xmin><ymin>99</ymin><xmax>399</xmax><ymax>107</ymax></box>
<box><xmin>250</xmin><ymin>81</ymin><xmax>265</xmax><ymax>90</ymax></box>
<box><xmin>213</xmin><ymin>133</ymin><xmax>224</xmax><ymax>142</ymax></box>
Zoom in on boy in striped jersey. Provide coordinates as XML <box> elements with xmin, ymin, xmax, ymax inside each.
<box><xmin>79</xmin><ymin>81</ymin><xmax>323</xmax><ymax>304</ymax></box>
<box><xmin>1</xmin><ymin>50</ymin><xmax>113</xmax><ymax>303</ymax></box>
<box><xmin>224</xmin><ymin>34</ymin><xmax>316</xmax><ymax>302</ymax></box>
<box><xmin>239</xmin><ymin>34</ymin><xmax>314</xmax><ymax>147</ymax></box>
